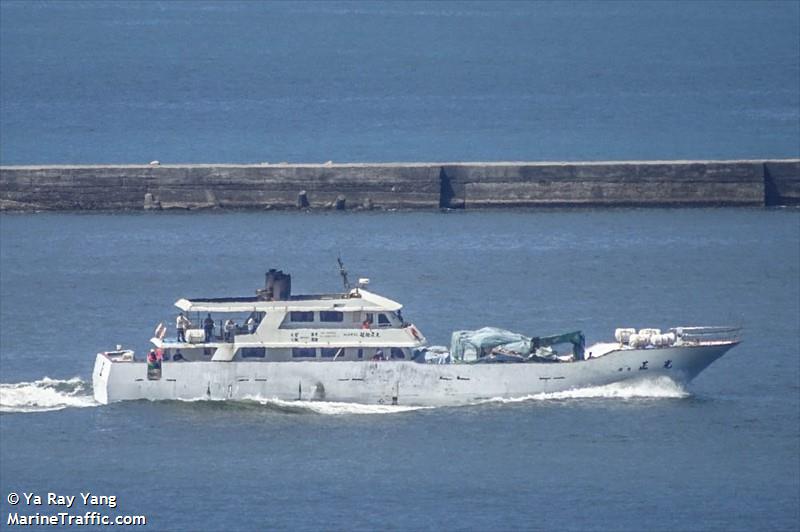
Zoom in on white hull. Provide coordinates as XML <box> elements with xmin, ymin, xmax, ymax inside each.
<box><xmin>93</xmin><ymin>342</ymin><xmax>737</xmax><ymax>406</ymax></box>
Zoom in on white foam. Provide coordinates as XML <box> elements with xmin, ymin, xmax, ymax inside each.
<box><xmin>0</xmin><ymin>375</ymin><xmax>685</xmax><ymax>414</ymax></box>
<box><xmin>478</xmin><ymin>376</ymin><xmax>690</xmax><ymax>404</ymax></box>
<box><xmin>0</xmin><ymin>377</ymin><xmax>98</xmax><ymax>413</ymax></box>
<box><xmin>243</xmin><ymin>395</ymin><xmax>430</xmax><ymax>415</ymax></box>
<box><xmin>178</xmin><ymin>379</ymin><xmax>687</xmax><ymax>413</ymax></box>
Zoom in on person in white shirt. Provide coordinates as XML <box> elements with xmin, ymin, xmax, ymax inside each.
<box><xmin>246</xmin><ymin>315</ymin><xmax>256</xmax><ymax>334</ymax></box>
<box><xmin>224</xmin><ymin>319</ymin><xmax>236</xmax><ymax>342</ymax></box>
<box><xmin>176</xmin><ymin>313</ymin><xmax>189</xmax><ymax>342</ymax></box>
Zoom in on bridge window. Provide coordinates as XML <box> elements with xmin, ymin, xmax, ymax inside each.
<box><xmin>390</xmin><ymin>347</ymin><xmax>405</xmax><ymax>359</ymax></box>
<box><xmin>292</xmin><ymin>348</ymin><xmax>316</xmax><ymax>358</ymax></box>
<box><xmin>290</xmin><ymin>311</ymin><xmax>314</xmax><ymax>322</ymax></box>
<box><xmin>320</xmin><ymin>311</ymin><xmax>343</xmax><ymax>322</ymax></box>
<box><xmin>320</xmin><ymin>348</ymin><xmax>341</xmax><ymax>358</ymax></box>
<box><xmin>378</xmin><ymin>313</ymin><xmax>391</xmax><ymax>326</ymax></box>
<box><xmin>239</xmin><ymin>348</ymin><xmax>266</xmax><ymax>358</ymax></box>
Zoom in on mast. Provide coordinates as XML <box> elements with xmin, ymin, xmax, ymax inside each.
<box><xmin>337</xmin><ymin>257</ymin><xmax>351</xmax><ymax>291</ymax></box>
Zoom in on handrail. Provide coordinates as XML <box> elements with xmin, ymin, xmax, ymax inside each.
<box><xmin>670</xmin><ymin>326</ymin><xmax>743</xmax><ymax>344</ymax></box>
<box><xmin>672</xmin><ymin>326</ymin><xmax>741</xmax><ymax>333</ymax></box>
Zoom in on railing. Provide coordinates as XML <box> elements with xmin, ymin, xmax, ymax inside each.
<box><xmin>670</xmin><ymin>326</ymin><xmax>742</xmax><ymax>345</ymax></box>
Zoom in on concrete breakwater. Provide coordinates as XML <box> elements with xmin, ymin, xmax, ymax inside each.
<box><xmin>1</xmin><ymin>160</ymin><xmax>798</xmax><ymax>211</ymax></box>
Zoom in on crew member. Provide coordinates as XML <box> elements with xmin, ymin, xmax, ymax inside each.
<box><xmin>203</xmin><ymin>314</ymin><xmax>214</xmax><ymax>342</ymax></box>
<box><xmin>176</xmin><ymin>312</ymin><xmax>189</xmax><ymax>343</ymax></box>
<box><xmin>246</xmin><ymin>314</ymin><xmax>257</xmax><ymax>334</ymax></box>
<box><xmin>146</xmin><ymin>348</ymin><xmax>162</xmax><ymax>380</ymax></box>
<box><xmin>224</xmin><ymin>319</ymin><xmax>236</xmax><ymax>342</ymax></box>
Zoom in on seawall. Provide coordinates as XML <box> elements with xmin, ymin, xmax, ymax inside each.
<box><xmin>1</xmin><ymin>160</ymin><xmax>798</xmax><ymax>211</ymax></box>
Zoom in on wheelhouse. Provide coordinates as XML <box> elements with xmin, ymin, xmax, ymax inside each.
<box><xmin>148</xmin><ymin>271</ymin><xmax>426</xmax><ymax>365</ymax></box>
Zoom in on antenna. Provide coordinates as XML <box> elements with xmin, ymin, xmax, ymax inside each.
<box><xmin>337</xmin><ymin>257</ymin><xmax>351</xmax><ymax>291</ymax></box>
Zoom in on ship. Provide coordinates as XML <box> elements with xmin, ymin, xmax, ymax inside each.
<box><xmin>92</xmin><ymin>267</ymin><xmax>741</xmax><ymax>406</ymax></box>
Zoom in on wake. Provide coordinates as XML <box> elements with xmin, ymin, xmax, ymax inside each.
<box><xmin>198</xmin><ymin>396</ymin><xmax>432</xmax><ymax>415</ymax></box>
<box><xmin>478</xmin><ymin>376</ymin><xmax>690</xmax><ymax>404</ymax></box>
<box><xmin>0</xmin><ymin>377</ymin><xmax>98</xmax><ymax>413</ymax></box>
<box><xmin>243</xmin><ymin>377</ymin><xmax>689</xmax><ymax>413</ymax></box>
<box><xmin>0</xmin><ymin>376</ymin><xmax>689</xmax><ymax>414</ymax></box>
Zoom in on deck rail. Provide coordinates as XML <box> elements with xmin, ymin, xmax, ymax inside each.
<box><xmin>671</xmin><ymin>326</ymin><xmax>742</xmax><ymax>345</ymax></box>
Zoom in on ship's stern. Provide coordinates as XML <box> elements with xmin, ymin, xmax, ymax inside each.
<box><xmin>92</xmin><ymin>353</ymin><xmax>110</xmax><ymax>405</ymax></box>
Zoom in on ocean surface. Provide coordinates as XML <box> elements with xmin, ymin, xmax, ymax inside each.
<box><xmin>1</xmin><ymin>1</ymin><xmax>799</xmax><ymax>164</ymax></box>
<box><xmin>0</xmin><ymin>209</ymin><xmax>798</xmax><ymax>531</ymax></box>
<box><xmin>1</xmin><ymin>1</ymin><xmax>800</xmax><ymax>531</ymax></box>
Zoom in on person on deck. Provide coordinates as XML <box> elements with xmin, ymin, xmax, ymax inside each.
<box><xmin>224</xmin><ymin>319</ymin><xmax>236</xmax><ymax>342</ymax></box>
<box><xmin>176</xmin><ymin>312</ymin><xmax>189</xmax><ymax>343</ymax></box>
<box><xmin>203</xmin><ymin>314</ymin><xmax>214</xmax><ymax>342</ymax></box>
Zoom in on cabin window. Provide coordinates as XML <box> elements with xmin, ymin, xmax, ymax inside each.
<box><xmin>378</xmin><ymin>313</ymin><xmax>391</xmax><ymax>326</ymax></box>
<box><xmin>292</xmin><ymin>348</ymin><xmax>316</xmax><ymax>358</ymax></box>
<box><xmin>390</xmin><ymin>347</ymin><xmax>405</xmax><ymax>359</ymax></box>
<box><xmin>290</xmin><ymin>311</ymin><xmax>314</xmax><ymax>322</ymax></box>
<box><xmin>320</xmin><ymin>311</ymin><xmax>344</xmax><ymax>322</ymax></box>
<box><xmin>239</xmin><ymin>347</ymin><xmax>266</xmax><ymax>358</ymax></box>
<box><xmin>320</xmin><ymin>348</ymin><xmax>341</xmax><ymax>358</ymax></box>
<box><xmin>352</xmin><ymin>313</ymin><xmax>362</xmax><ymax>323</ymax></box>
<box><xmin>203</xmin><ymin>348</ymin><xmax>214</xmax><ymax>357</ymax></box>
<box><xmin>357</xmin><ymin>348</ymin><xmax>363</xmax><ymax>359</ymax></box>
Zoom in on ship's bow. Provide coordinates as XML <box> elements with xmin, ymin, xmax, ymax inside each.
<box><xmin>678</xmin><ymin>341</ymin><xmax>740</xmax><ymax>382</ymax></box>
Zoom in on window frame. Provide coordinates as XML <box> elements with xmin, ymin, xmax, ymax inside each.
<box><xmin>320</xmin><ymin>347</ymin><xmax>341</xmax><ymax>358</ymax></box>
<box><xmin>292</xmin><ymin>347</ymin><xmax>317</xmax><ymax>358</ymax></box>
<box><xmin>319</xmin><ymin>311</ymin><xmax>344</xmax><ymax>322</ymax></box>
<box><xmin>239</xmin><ymin>347</ymin><xmax>267</xmax><ymax>358</ymax></box>
<box><xmin>290</xmin><ymin>311</ymin><xmax>315</xmax><ymax>322</ymax></box>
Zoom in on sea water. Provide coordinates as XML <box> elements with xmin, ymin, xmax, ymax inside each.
<box><xmin>1</xmin><ymin>1</ymin><xmax>798</xmax><ymax>164</ymax></box>
<box><xmin>1</xmin><ymin>1</ymin><xmax>799</xmax><ymax>530</ymax></box>
<box><xmin>1</xmin><ymin>209</ymin><xmax>798</xmax><ymax>531</ymax></box>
